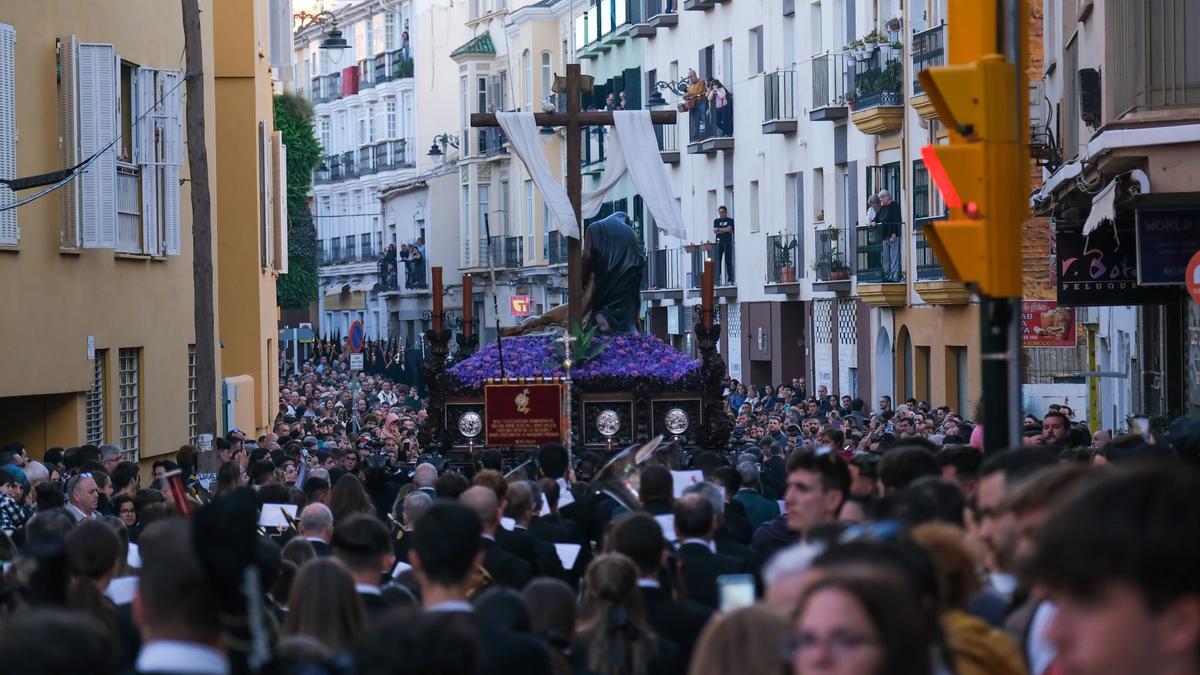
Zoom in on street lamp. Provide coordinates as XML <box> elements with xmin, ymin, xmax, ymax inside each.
<box><xmin>647</xmin><ymin>77</ymin><xmax>691</xmax><ymax>108</ymax></box>
<box><xmin>294</xmin><ymin>10</ymin><xmax>350</xmax><ymax>63</ymax></box>
<box><xmin>428</xmin><ymin>133</ymin><xmax>459</xmax><ymax>157</ymax></box>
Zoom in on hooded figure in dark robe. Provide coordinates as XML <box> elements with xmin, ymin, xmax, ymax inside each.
<box><xmin>501</xmin><ymin>212</ymin><xmax>645</xmax><ymax>335</ymax></box>
<box><xmin>583</xmin><ymin>212</ymin><xmax>644</xmax><ymax>333</ymax></box>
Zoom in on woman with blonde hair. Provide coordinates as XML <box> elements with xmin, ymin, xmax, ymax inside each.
<box><xmin>284</xmin><ymin>558</ymin><xmax>364</xmax><ymax>655</ymax></box>
<box><xmin>574</xmin><ymin>553</ymin><xmax>682</xmax><ymax>675</ymax></box>
<box><xmin>690</xmin><ymin>605</ymin><xmax>790</xmax><ymax>675</ymax></box>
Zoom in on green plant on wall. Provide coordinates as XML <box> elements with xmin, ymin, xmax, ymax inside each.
<box><xmin>274</xmin><ymin>93</ymin><xmax>324</xmax><ymax>310</ymax></box>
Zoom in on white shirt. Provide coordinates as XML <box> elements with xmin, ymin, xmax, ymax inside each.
<box><xmin>680</xmin><ymin>538</ymin><xmax>717</xmax><ymax>554</ymax></box>
<box><xmin>355</xmin><ymin>583</ymin><xmax>382</xmax><ymax>596</ymax></box>
<box><xmin>636</xmin><ymin>578</ymin><xmax>661</xmax><ymax>589</ymax></box>
<box><xmin>1028</xmin><ymin>601</ymin><xmax>1058</xmax><ymax>675</ymax></box>
<box><xmin>136</xmin><ymin>641</ymin><xmax>230</xmax><ymax>675</ymax></box>
<box><xmin>66</xmin><ymin>503</ymin><xmax>96</xmax><ymax>522</ymax></box>
<box><xmin>106</xmin><ymin>576</ymin><xmax>139</xmax><ymax>605</ymax></box>
<box><xmin>427</xmin><ymin>600</ymin><xmax>473</xmax><ymax>613</ymax></box>
<box><xmin>378</xmin><ymin>391</ymin><xmax>398</xmax><ymax>406</ymax></box>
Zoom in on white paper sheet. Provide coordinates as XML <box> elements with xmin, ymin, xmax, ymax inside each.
<box><xmin>258</xmin><ymin>503</ymin><xmax>298</xmax><ymax>528</ymax></box>
<box><xmin>554</xmin><ymin>543</ymin><xmax>583</xmax><ymax>570</ymax></box>
<box><xmin>671</xmin><ymin>470</ymin><xmax>704</xmax><ymax>498</ymax></box>
<box><xmin>655</xmin><ymin>514</ymin><xmax>678</xmax><ymax>543</ymax></box>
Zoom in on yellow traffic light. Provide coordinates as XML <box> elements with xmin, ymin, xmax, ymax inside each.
<box><xmin>917</xmin><ymin>33</ymin><xmax>1028</xmax><ymax>298</ymax></box>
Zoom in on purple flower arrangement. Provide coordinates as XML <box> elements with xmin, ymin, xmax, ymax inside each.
<box><xmin>448</xmin><ymin>333</ymin><xmax>701</xmax><ymax>392</ymax></box>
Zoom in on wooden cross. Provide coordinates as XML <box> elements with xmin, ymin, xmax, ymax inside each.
<box><xmin>471</xmin><ymin>63</ymin><xmax>678</xmax><ymax>333</ymax></box>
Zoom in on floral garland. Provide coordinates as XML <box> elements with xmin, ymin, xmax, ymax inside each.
<box><xmin>447</xmin><ymin>333</ymin><xmax>702</xmax><ymax>394</ymax></box>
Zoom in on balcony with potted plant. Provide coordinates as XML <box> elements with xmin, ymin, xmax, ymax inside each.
<box><xmin>764</xmin><ymin>234</ymin><xmax>801</xmax><ymax>295</ymax></box>
<box><xmin>910</xmin><ymin>22</ymin><xmax>945</xmax><ymax>119</ymax></box>
<box><xmin>812</xmin><ymin>224</ymin><xmax>852</xmax><ymax>295</ymax></box>
<box><xmin>849</xmin><ymin>29</ymin><xmax>904</xmax><ymax>135</ymax></box>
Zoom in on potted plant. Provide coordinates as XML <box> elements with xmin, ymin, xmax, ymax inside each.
<box><xmin>701</xmin><ymin>241</ymin><xmax>714</xmax><ymax>253</ymax></box>
<box><xmin>889</xmin><ymin>41</ymin><xmax>903</xmax><ymax>59</ymax></box>
<box><xmin>774</xmin><ymin>238</ymin><xmax>798</xmax><ymax>283</ymax></box>
<box><xmin>830</xmin><ymin>255</ymin><xmax>850</xmax><ymax>280</ymax></box>
<box><xmin>886</xmin><ymin>16</ymin><xmax>902</xmax><ymax>33</ymax></box>
<box><xmin>683</xmin><ymin>243</ymin><xmax>699</xmax><ymax>254</ymax></box>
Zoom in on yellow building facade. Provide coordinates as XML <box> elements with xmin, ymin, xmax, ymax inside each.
<box><xmin>0</xmin><ymin>0</ymin><xmax>282</xmax><ymax>462</ymax></box>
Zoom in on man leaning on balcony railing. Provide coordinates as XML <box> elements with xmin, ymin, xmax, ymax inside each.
<box><xmin>872</xmin><ymin>190</ymin><xmax>902</xmax><ymax>282</ymax></box>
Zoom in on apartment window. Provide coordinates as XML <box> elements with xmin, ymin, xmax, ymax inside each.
<box><xmin>86</xmin><ymin>350</ymin><xmax>107</xmax><ymax>445</ymax></box>
<box><xmin>0</xmin><ymin>23</ymin><xmax>15</xmax><ymax>246</ymax></box>
<box><xmin>912</xmin><ymin>160</ymin><xmax>930</xmax><ymax>219</ymax></box>
<box><xmin>319</xmin><ymin>117</ymin><xmax>331</xmax><ymax>151</ymax></box>
<box><xmin>749</xmin><ymin>180</ymin><xmax>760</xmax><ymax>232</ymax></box>
<box><xmin>357</xmin><ymin>109</ymin><xmax>368</xmax><ymax>146</ymax></box>
<box><xmin>386</xmin><ymin>100</ymin><xmax>397</xmax><ymax>138</ymax></box>
<box><xmin>523</xmin><ymin>51</ymin><xmax>533</xmax><ymax>110</ymax></box>
<box><xmin>541</xmin><ymin>52</ymin><xmax>553</xmax><ymax>106</ymax></box>
<box><xmin>462</xmin><ymin>181</ymin><xmax>472</xmax><ymax>265</ymax></box>
<box><xmin>525</xmin><ymin>180</ymin><xmax>535</xmax><ymax>239</ymax></box>
<box><xmin>343</xmin><ymin>234</ymin><xmax>354</xmax><ymax>259</ymax></box>
<box><xmin>360</xmin><ymin>232</ymin><xmax>371</xmax><ymax>259</ymax></box>
<box><xmin>385</xmin><ymin>12</ymin><xmax>397</xmax><ymax>50</ymax></box>
<box><xmin>749</xmin><ymin>26</ymin><xmax>764</xmax><ymax>75</ymax></box>
<box><xmin>365</xmin><ymin>16</ymin><xmax>375</xmax><ymax>57</ymax></box>
<box><xmin>118</xmin><ymin>348</ymin><xmax>140</xmax><ymax>462</ymax></box>
<box><xmin>1062</xmin><ymin>37</ymin><xmax>1079</xmax><ymax>160</ymax></box>
<box><xmin>477</xmin><ymin>77</ymin><xmax>488</xmax><ymax>114</ymax></box>
<box><xmin>813</xmin><ymin>168</ymin><xmax>825</xmax><ymax>222</ymax></box>
<box><xmin>367</xmin><ymin>103</ymin><xmax>377</xmax><ymax>142</ymax></box>
<box><xmin>478</xmin><ymin>184</ymin><xmax>490</xmax><ymax>242</ymax></box>
<box><xmin>187</xmin><ymin>344</ymin><xmax>197</xmax><ymax>445</ymax></box>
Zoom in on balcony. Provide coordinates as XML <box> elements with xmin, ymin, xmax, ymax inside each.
<box><xmin>812</xmin><ymin>225</ymin><xmax>852</xmax><ymax>294</ymax></box>
<box><xmin>504</xmin><ymin>235</ymin><xmax>525</xmax><ymax>269</ymax></box>
<box><xmin>629</xmin><ymin>0</ymin><xmax>660</xmax><ymax>37</ymax></box>
<box><xmin>641</xmin><ymin>247</ymin><xmax>686</xmax><ymax>300</ymax></box>
<box><xmin>478</xmin><ymin>127</ymin><xmax>508</xmax><ymax>157</ymax></box>
<box><xmin>910</xmin><ymin>24</ymin><xmax>944</xmax><ymax>119</ymax></box>
<box><xmin>686</xmin><ymin>101</ymin><xmax>734</xmax><ymax>154</ymax></box>
<box><xmin>546</xmin><ymin>231</ymin><xmax>569</xmax><ymax>265</ymax></box>
<box><xmin>913</xmin><ymin>216</ymin><xmax>971</xmax><ymax>304</ymax></box>
<box><xmin>339</xmin><ymin>151</ymin><xmax>356</xmax><ymax>179</ymax></box>
<box><xmin>849</xmin><ymin>46</ymin><xmax>904</xmax><ymax>135</ymax></box>
<box><xmin>683</xmin><ymin>0</ymin><xmax>716</xmax><ymax>10</ymax></box>
<box><xmin>762</xmin><ymin>70</ymin><xmax>798</xmax><ymax>134</ymax></box>
<box><xmin>655</xmin><ymin>123</ymin><xmax>679</xmax><ymax>163</ymax></box>
<box><xmin>311</xmin><ymin>72</ymin><xmax>342</xmax><ymax>104</ymax></box>
<box><xmin>854</xmin><ymin>224</ymin><xmax>908</xmax><ymax>307</ymax></box>
<box><xmin>764</xmin><ymin>234</ymin><xmax>801</xmax><ymax>294</ymax></box>
<box><xmin>358</xmin><ymin>147</ymin><xmax>372</xmax><ymax>174</ymax></box>
<box><xmin>810</xmin><ymin>53</ymin><xmax>849</xmax><ymax>121</ymax></box>
<box><xmin>358</xmin><ymin>59</ymin><xmax>376</xmax><ymax>90</ymax></box>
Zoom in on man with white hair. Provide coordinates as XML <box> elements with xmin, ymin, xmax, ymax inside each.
<box><xmin>298</xmin><ymin>502</ymin><xmax>334</xmax><ymax>556</ymax></box>
<box><xmin>413</xmin><ymin>462</ymin><xmax>437</xmax><ymax>497</ymax></box>
<box><xmin>99</xmin><ymin>444</ymin><xmax>122</xmax><ymax>473</ymax></box>
<box><xmin>65</xmin><ymin>473</ymin><xmax>100</xmax><ymax>522</ymax></box>
<box><xmin>873</xmin><ymin>189</ymin><xmax>903</xmax><ymax>282</ymax></box>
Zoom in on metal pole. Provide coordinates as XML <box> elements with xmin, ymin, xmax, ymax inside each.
<box><xmin>481</xmin><ymin>213</ymin><xmax>506</xmax><ymax>377</ymax></box>
<box><xmin>293</xmin><ymin>331</ymin><xmax>299</xmax><ymax>377</ymax></box>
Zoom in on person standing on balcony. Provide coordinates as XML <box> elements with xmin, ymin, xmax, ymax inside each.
<box><xmin>709</xmin><ymin>80</ymin><xmax>731</xmax><ymax>137</ymax></box>
<box><xmin>380</xmin><ymin>244</ymin><xmax>398</xmax><ymax>290</ymax></box>
<box><xmin>685</xmin><ymin>70</ymin><xmax>708</xmax><ymax>141</ymax></box>
<box><xmin>873</xmin><ymin>190</ymin><xmax>902</xmax><ymax>282</ymax></box>
<box><xmin>414</xmin><ymin>237</ymin><xmax>427</xmax><ymax>288</ymax></box>
<box><xmin>713</xmin><ymin>206</ymin><xmax>735</xmax><ymax>286</ymax></box>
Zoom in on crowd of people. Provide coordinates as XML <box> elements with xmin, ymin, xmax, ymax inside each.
<box><xmin>1</xmin><ymin>341</ymin><xmax>1199</xmax><ymax>675</ymax></box>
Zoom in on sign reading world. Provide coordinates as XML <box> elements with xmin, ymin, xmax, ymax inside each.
<box><xmin>1135</xmin><ymin>208</ymin><xmax>1200</xmax><ymax>285</ymax></box>
<box><xmin>484</xmin><ymin>381</ymin><xmax>564</xmax><ymax>447</ymax></box>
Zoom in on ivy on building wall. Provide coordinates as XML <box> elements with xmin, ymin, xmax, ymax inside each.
<box><xmin>273</xmin><ymin>93</ymin><xmax>323</xmax><ymax>310</ymax></box>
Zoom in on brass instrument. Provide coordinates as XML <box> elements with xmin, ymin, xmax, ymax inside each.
<box><xmin>588</xmin><ymin>435</ymin><xmax>681</xmax><ymax>511</ymax></box>
<box><xmin>466</xmin><ymin>565</ymin><xmax>495</xmax><ymax>599</ymax></box>
<box><xmin>505</xmin><ymin>460</ymin><xmax>535</xmax><ymax>482</ymax></box>
<box><xmin>387</xmin><ymin>512</ymin><xmax>406</xmax><ymax>541</ymax></box>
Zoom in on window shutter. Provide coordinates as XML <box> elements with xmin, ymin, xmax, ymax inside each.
<box><xmin>78</xmin><ymin>43</ymin><xmax>117</xmax><ymax>249</ymax></box>
<box><xmin>163</xmin><ymin>164</ymin><xmax>180</xmax><ymax>255</ymax></box>
<box><xmin>59</xmin><ymin>36</ymin><xmax>80</xmax><ymax>248</ymax></box>
<box><xmin>259</xmin><ymin>122</ymin><xmax>272</xmax><ymax>268</ymax></box>
<box><xmin>0</xmin><ymin>23</ymin><xmax>17</xmax><ymax>246</ymax></box>
<box><xmin>137</xmin><ymin>68</ymin><xmax>158</xmax><ymax>254</ymax></box>
<box><xmin>272</xmin><ymin>131</ymin><xmax>288</xmax><ymax>273</ymax></box>
<box><xmin>161</xmin><ymin>70</ymin><xmax>183</xmax><ymax>256</ymax></box>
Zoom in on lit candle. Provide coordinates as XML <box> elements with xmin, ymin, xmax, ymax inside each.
<box><xmin>462</xmin><ymin>273</ymin><xmax>473</xmax><ymax>338</ymax></box>
<box><xmin>432</xmin><ymin>267</ymin><xmax>443</xmax><ymax>332</ymax></box>
<box><xmin>702</xmin><ymin>257</ymin><xmax>714</xmax><ymax>328</ymax></box>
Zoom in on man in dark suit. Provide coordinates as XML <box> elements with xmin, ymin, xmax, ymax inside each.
<box><xmin>504</xmin><ymin>481</ymin><xmax>567</xmax><ymax>581</ymax></box>
<box><xmin>333</xmin><ymin>513</ymin><xmax>400</xmax><ymax>618</ymax></box>
<box><xmin>711</xmin><ymin>466</ymin><xmax>754</xmax><ymax>545</ymax></box>
<box><xmin>530</xmin><ymin>478</ymin><xmax>590</xmax><ymax>586</ymax></box>
<box><xmin>610</xmin><ymin>512</ymin><xmax>713</xmax><ymax>665</ymax></box>
<box><xmin>760</xmin><ymin>444</ymin><xmax>788</xmax><ymax>501</ymax></box>
<box><xmin>639</xmin><ymin>465</ymin><xmax>675</xmax><ymax>516</ymax></box>
<box><xmin>732</xmin><ymin>463</ymin><xmax>782</xmax><ymax>531</ymax></box>
<box><xmin>684</xmin><ymin>481</ymin><xmax>763</xmax><ymax>578</ymax></box>
<box><xmin>460</xmin><ymin>486</ymin><xmax>532</xmax><ymax>589</ymax></box>
<box><xmin>298</xmin><ymin>502</ymin><xmax>334</xmax><ymax>556</ymax></box>
<box><xmin>674</xmin><ymin>492</ymin><xmax>746</xmax><ymax>609</ymax></box>
<box><xmin>408</xmin><ymin>501</ymin><xmax>552</xmax><ymax>675</ymax></box>
<box><xmin>474</xmin><ymin>469</ymin><xmax>542</xmax><ymax>575</ymax></box>
<box><xmin>130</xmin><ymin>520</ymin><xmax>230</xmax><ymax>675</ymax></box>
<box><xmin>392</xmin><ymin>491</ymin><xmax>433</xmax><ymax>562</ymax></box>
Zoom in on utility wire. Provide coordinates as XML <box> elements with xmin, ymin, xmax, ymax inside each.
<box><xmin>0</xmin><ymin>70</ymin><xmax>191</xmax><ymax>212</ymax></box>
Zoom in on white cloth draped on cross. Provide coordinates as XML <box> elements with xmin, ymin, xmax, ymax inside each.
<box><xmin>495</xmin><ymin>111</ymin><xmax>688</xmax><ymax>241</ymax></box>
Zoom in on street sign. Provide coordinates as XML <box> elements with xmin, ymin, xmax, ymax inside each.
<box><xmin>349</xmin><ymin>353</ymin><xmax>364</xmax><ymax>371</ymax></box>
<box><xmin>510</xmin><ymin>295</ymin><xmax>531</xmax><ymax>317</ymax></box>
<box><xmin>348</xmin><ymin>320</ymin><xmax>365</xmax><ymax>353</ymax></box>
<box><xmin>278</xmin><ymin>327</ymin><xmax>316</xmax><ymax>343</ymax></box>
<box><xmin>1188</xmin><ymin>249</ymin><xmax>1200</xmax><ymax>305</ymax></box>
